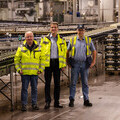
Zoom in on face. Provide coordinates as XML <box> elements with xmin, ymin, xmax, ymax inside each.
<box><xmin>50</xmin><ymin>24</ymin><xmax>58</xmax><ymax>36</ymax></box>
<box><xmin>77</xmin><ymin>29</ymin><xmax>85</xmax><ymax>38</ymax></box>
<box><xmin>25</xmin><ymin>32</ymin><xmax>34</xmax><ymax>46</ymax></box>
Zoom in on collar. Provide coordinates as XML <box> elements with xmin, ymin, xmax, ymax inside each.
<box><xmin>50</xmin><ymin>33</ymin><xmax>57</xmax><ymax>39</ymax></box>
<box><xmin>24</xmin><ymin>41</ymin><xmax>38</xmax><ymax>51</ymax></box>
<box><xmin>77</xmin><ymin>36</ymin><xmax>85</xmax><ymax>41</ymax></box>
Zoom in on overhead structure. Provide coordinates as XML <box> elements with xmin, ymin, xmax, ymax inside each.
<box><xmin>119</xmin><ymin>0</ymin><xmax>120</xmax><ymax>22</ymax></box>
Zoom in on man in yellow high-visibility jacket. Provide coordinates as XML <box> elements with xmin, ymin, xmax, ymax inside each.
<box><xmin>66</xmin><ymin>24</ymin><xmax>96</xmax><ymax>107</ymax></box>
<box><xmin>40</xmin><ymin>22</ymin><xmax>67</xmax><ymax>109</ymax></box>
<box><xmin>14</xmin><ymin>31</ymin><xmax>44</xmax><ymax>111</ymax></box>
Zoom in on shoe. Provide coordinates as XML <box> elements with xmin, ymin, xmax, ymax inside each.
<box><xmin>69</xmin><ymin>99</ymin><xmax>74</xmax><ymax>107</ymax></box>
<box><xmin>32</xmin><ymin>104</ymin><xmax>39</xmax><ymax>110</ymax></box>
<box><xmin>54</xmin><ymin>104</ymin><xmax>63</xmax><ymax>108</ymax></box>
<box><xmin>84</xmin><ymin>100</ymin><xmax>92</xmax><ymax>107</ymax></box>
<box><xmin>44</xmin><ymin>102</ymin><xmax>50</xmax><ymax>109</ymax></box>
<box><xmin>21</xmin><ymin>104</ymin><xmax>27</xmax><ymax>111</ymax></box>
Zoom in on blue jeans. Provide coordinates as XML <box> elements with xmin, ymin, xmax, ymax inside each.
<box><xmin>69</xmin><ymin>61</ymin><xmax>89</xmax><ymax>101</ymax></box>
<box><xmin>21</xmin><ymin>75</ymin><xmax>38</xmax><ymax>105</ymax></box>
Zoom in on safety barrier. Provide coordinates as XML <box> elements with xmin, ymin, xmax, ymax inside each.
<box><xmin>0</xmin><ymin>64</ymin><xmax>15</xmax><ymax>111</ymax></box>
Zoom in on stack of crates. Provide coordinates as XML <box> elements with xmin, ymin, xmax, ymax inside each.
<box><xmin>105</xmin><ymin>34</ymin><xmax>120</xmax><ymax>71</ymax></box>
<box><xmin>116</xmin><ymin>35</ymin><xmax>120</xmax><ymax>70</ymax></box>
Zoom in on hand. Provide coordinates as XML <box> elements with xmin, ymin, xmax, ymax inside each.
<box><xmin>37</xmin><ymin>71</ymin><xmax>41</xmax><ymax>74</ymax></box>
<box><xmin>62</xmin><ymin>67</ymin><xmax>66</xmax><ymax>71</ymax></box>
<box><xmin>90</xmin><ymin>61</ymin><xmax>95</xmax><ymax>68</ymax></box>
<box><xmin>66</xmin><ymin>60</ymin><xmax>71</xmax><ymax>68</ymax></box>
<box><xmin>19</xmin><ymin>70</ymin><xmax>23</xmax><ymax>75</ymax></box>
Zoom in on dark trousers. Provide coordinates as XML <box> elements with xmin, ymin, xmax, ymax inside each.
<box><xmin>44</xmin><ymin>59</ymin><xmax>60</xmax><ymax>105</ymax></box>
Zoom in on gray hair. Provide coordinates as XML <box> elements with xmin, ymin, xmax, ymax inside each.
<box><xmin>25</xmin><ymin>31</ymin><xmax>34</xmax><ymax>38</ymax></box>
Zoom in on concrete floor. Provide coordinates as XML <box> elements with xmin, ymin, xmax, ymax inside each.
<box><xmin>0</xmin><ymin>74</ymin><xmax>120</xmax><ymax>120</ymax></box>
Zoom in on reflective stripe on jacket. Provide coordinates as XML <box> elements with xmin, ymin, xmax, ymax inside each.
<box><xmin>70</xmin><ymin>36</ymin><xmax>92</xmax><ymax>57</ymax></box>
<box><xmin>40</xmin><ymin>34</ymin><xmax>67</xmax><ymax>68</ymax></box>
<box><xmin>14</xmin><ymin>40</ymin><xmax>45</xmax><ymax>75</ymax></box>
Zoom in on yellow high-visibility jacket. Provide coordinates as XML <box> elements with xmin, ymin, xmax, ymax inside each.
<box><xmin>40</xmin><ymin>34</ymin><xmax>67</xmax><ymax>68</ymax></box>
<box><xmin>70</xmin><ymin>36</ymin><xmax>92</xmax><ymax>57</ymax></box>
<box><xmin>14</xmin><ymin>40</ymin><xmax>45</xmax><ymax>75</ymax></box>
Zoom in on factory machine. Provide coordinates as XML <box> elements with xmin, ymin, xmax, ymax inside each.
<box><xmin>105</xmin><ymin>34</ymin><xmax>120</xmax><ymax>72</ymax></box>
<box><xmin>0</xmin><ymin>24</ymin><xmax>118</xmax><ymax>110</ymax></box>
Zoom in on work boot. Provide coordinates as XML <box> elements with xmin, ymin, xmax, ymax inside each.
<box><xmin>84</xmin><ymin>100</ymin><xmax>92</xmax><ymax>107</ymax></box>
<box><xmin>21</xmin><ymin>104</ymin><xmax>27</xmax><ymax>111</ymax></box>
<box><xmin>69</xmin><ymin>99</ymin><xmax>74</xmax><ymax>107</ymax></box>
<box><xmin>44</xmin><ymin>102</ymin><xmax>50</xmax><ymax>109</ymax></box>
<box><xmin>32</xmin><ymin>104</ymin><xmax>39</xmax><ymax>110</ymax></box>
<box><xmin>54</xmin><ymin>103</ymin><xmax>63</xmax><ymax>108</ymax></box>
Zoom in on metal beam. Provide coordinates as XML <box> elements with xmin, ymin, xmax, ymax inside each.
<box><xmin>119</xmin><ymin>0</ymin><xmax>120</xmax><ymax>22</ymax></box>
<box><xmin>73</xmin><ymin>0</ymin><xmax>77</xmax><ymax>23</ymax></box>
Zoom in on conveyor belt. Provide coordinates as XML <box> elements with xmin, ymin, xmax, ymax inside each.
<box><xmin>64</xmin><ymin>26</ymin><xmax>117</xmax><ymax>41</ymax></box>
<box><xmin>0</xmin><ymin>25</ymin><xmax>117</xmax><ymax>72</ymax></box>
<box><xmin>0</xmin><ymin>57</ymin><xmax>14</xmax><ymax>67</ymax></box>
